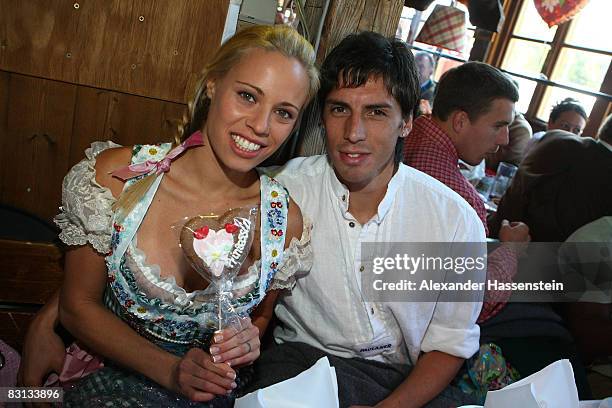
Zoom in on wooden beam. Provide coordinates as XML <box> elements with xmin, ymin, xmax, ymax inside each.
<box><xmin>313</xmin><ymin>0</ymin><xmax>404</xmax><ymax>62</ymax></box>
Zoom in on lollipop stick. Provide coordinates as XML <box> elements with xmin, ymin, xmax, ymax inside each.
<box><xmin>218</xmin><ymin>293</ymin><xmax>223</xmax><ymax>332</ymax></box>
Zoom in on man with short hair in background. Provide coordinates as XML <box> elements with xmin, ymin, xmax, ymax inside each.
<box><xmin>403</xmin><ymin>62</ymin><xmax>531</xmax><ymax>322</ymax></box>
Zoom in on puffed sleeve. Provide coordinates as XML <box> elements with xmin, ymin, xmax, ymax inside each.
<box><xmin>53</xmin><ymin>141</ymin><xmax>121</xmax><ymax>254</ymax></box>
<box><xmin>268</xmin><ymin>219</ymin><xmax>313</xmax><ymax>291</ymax></box>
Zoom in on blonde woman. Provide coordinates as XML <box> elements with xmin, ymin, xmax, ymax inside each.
<box><xmin>21</xmin><ymin>25</ymin><xmax>318</xmax><ymax>407</ymax></box>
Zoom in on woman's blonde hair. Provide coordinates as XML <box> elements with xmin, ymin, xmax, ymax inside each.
<box><xmin>114</xmin><ymin>25</ymin><xmax>319</xmax><ymax>217</ymax></box>
<box><xmin>176</xmin><ymin>24</ymin><xmax>320</xmax><ymax>145</ymax></box>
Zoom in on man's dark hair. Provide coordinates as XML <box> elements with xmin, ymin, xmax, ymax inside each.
<box><xmin>598</xmin><ymin>113</ymin><xmax>612</xmax><ymax>144</ymax></box>
<box><xmin>549</xmin><ymin>98</ymin><xmax>587</xmax><ymax>123</ymax></box>
<box><xmin>319</xmin><ymin>31</ymin><xmax>420</xmax><ymax>163</ymax></box>
<box><xmin>432</xmin><ymin>62</ymin><xmax>519</xmax><ymax>122</ymax></box>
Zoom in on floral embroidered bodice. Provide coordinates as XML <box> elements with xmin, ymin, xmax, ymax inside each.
<box><xmin>55</xmin><ymin>141</ymin><xmax>311</xmax><ymax>353</ymax></box>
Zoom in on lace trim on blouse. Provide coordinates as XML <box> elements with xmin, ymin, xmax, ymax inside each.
<box><xmin>128</xmin><ymin>219</ymin><xmax>312</xmax><ymax>309</ymax></box>
<box><xmin>54</xmin><ymin>141</ymin><xmax>119</xmax><ymax>254</ymax></box>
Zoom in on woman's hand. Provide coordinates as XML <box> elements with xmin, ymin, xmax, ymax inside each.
<box><xmin>17</xmin><ymin>326</ymin><xmax>65</xmax><ymax>387</ymax></box>
<box><xmin>208</xmin><ymin>317</ymin><xmax>260</xmax><ymax>367</ymax></box>
<box><xmin>171</xmin><ymin>348</ymin><xmax>237</xmax><ymax>402</ymax></box>
<box><xmin>17</xmin><ymin>291</ymin><xmax>65</xmax><ymax>387</ymax></box>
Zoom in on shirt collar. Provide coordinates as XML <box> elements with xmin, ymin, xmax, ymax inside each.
<box><xmin>420</xmin><ymin>79</ymin><xmax>433</xmax><ymax>92</ymax></box>
<box><xmin>414</xmin><ymin>116</ymin><xmax>460</xmax><ymax>163</ymax></box>
<box><xmin>325</xmin><ymin>155</ymin><xmax>402</xmax><ymax>224</ymax></box>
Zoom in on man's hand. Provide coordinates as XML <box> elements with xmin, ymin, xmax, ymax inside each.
<box><xmin>208</xmin><ymin>317</ymin><xmax>260</xmax><ymax>368</ymax></box>
<box><xmin>498</xmin><ymin>219</ymin><xmax>530</xmax><ymax>242</ymax></box>
<box><xmin>499</xmin><ymin>219</ymin><xmax>530</xmax><ymax>255</ymax></box>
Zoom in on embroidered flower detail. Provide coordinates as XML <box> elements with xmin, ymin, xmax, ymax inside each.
<box><xmin>137</xmin><ymin>306</ymin><xmax>147</xmax><ymax>313</ymax></box>
<box><xmin>148</xmin><ymin>147</ymin><xmax>158</xmax><ymax>155</ymax></box>
<box><xmin>267</xmin><ymin>208</ymin><xmax>285</xmax><ymax>229</ymax></box>
<box><xmin>271</xmin><ymin>201</ymin><xmax>283</xmax><ymax>208</ymax></box>
<box><xmin>271</xmin><ymin>249</ymin><xmax>278</xmax><ymax>257</ymax></box>
<box><xmin>271</xmin><ymin>191</ymin><xmax>278</xmax><ymax>198</ymax></box>
<box><xmin>193</xmin><ymin>229</ymin><xmax>234</xmax><ymax>277</ymax></box>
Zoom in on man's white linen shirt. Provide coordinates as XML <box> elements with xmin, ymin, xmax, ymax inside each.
<box><xmin>269</xmin><ymin>155</ymin><xmax>486</xmax><ymax>365</ymax></box>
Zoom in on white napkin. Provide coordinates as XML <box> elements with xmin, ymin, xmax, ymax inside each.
<box><xmin>235</xmin><ymin>356</ymin><xmax>339</xmax><ymax>408</ymax></box>
<box><xmin>484</xmin><ymin>359</ymin><xmax>579</xmax><ymax>408</ymax></box>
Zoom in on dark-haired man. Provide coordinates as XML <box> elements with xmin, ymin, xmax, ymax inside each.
<box><xmin>546</xmin><ymin>97</ymin><xmax>587</xmax><ymax>135</ymax></box>
<box><xmin>255</xmin><ymin>32</ymin><xmax>485</xmax><ymax>407</ymax></box>
<box><xmin>403</xmin><ymin>62</ymin><xmax>530</xmax><ymax>322</ymax></box>
<box><xmin>525</xmin><ymin>97</ymin><xmax>588</xmax><ymax>153</ymax></box>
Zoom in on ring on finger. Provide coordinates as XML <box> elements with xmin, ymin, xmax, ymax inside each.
<box><xmin>245</xmin><ymin>341</ymin><xmax>252</xmax><ymax>353</ymax></box>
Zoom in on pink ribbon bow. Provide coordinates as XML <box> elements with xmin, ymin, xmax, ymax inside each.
<box><xmin>111</xmin><ymin>131</ymin><xmax>204</xmax><ymax>181</ymax></box>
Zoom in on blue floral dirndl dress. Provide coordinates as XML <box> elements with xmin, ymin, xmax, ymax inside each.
<box><xmin>55</xmin><ymin>142</ymin><xmax>311</xmax><ymax>407</ymax></box>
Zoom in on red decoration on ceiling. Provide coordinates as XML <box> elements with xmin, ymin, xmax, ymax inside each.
<box><xmin>533</xmin><ymin>0</ymin><xmax>590</xmax><ymax>27</ymax></box>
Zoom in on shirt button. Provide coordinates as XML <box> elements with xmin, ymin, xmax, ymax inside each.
<box><xmin>341</xmin><ymin>194</ymin><xmax>346</xmax><ymax>202</ymax></box>
<box><xmin>349</xmin><ymin>221</ymin><xmax>355</xmax><ymax>228</ymax></box>
<box><xmin>370</xmin><ymin>307</ymin><xmax>375</xmax><ymax>315</ymax></box>
<box><xmin>359</xmin><ymin>266</ymin><xmax>364</xmax><ymax>272</ymax></box>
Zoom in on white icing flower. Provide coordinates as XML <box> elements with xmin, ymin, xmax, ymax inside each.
<box><xmin>193</xmin><ymin>229</ymin><xmax>234</xmax><ymax>277</ymax></box>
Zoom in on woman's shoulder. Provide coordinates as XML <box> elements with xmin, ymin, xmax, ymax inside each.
<box><xmin>55</xmin><ymin>142</ymin><xmax>130</xmax><ymax>253</ymax></box>
<box><xmin>285</xmin><ymin>196</ymin><xmax>304</xmax><ymax>246</ymax></box>
<box><xmin>94</xmin><ymin>146</ymin><xmax>133</xmax><ymax>199</ymax></box>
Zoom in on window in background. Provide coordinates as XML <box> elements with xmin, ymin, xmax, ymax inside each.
<box><xmin>499</xmin><ymin>0</ymin><xmax>556</xmax><ymax>115</ymax></box>
<box><xmin>493</xmin><ymin>0</ymin><xmax>611</xmax><ymax>127</ymax></box>
<box><xmin>396</xmin><ymin>0</ymin><xmax>475</xmax><ymax>79</ymax></box>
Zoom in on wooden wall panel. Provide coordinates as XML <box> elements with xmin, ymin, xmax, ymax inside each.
<box><xmin>0</xmin><ymin>0</ymin><xmax>229</xmax><ymax>103</ymax></box>
<box><xmin>69</xmin><ymin>87</ymin><xmax>185</xmax><ymax>167</ymax></box>
<box><xmin>0</xmin><ymin>74</ymin><xmax>75</xmax><ymax>222</ymax></box>
<box><xmin>102</xmin><ymin>92</ymin><xmax>185</xmax><ymax>147</ymax></box>
<box><xmin>68</xmin><ymin>87</ymin><xmax>113</xmax><ymax>167</ymax></box>
<box><xmin>0</xmin><ymin>75</ymin><xmax>186</xmax><ymax>221</ymax></box>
